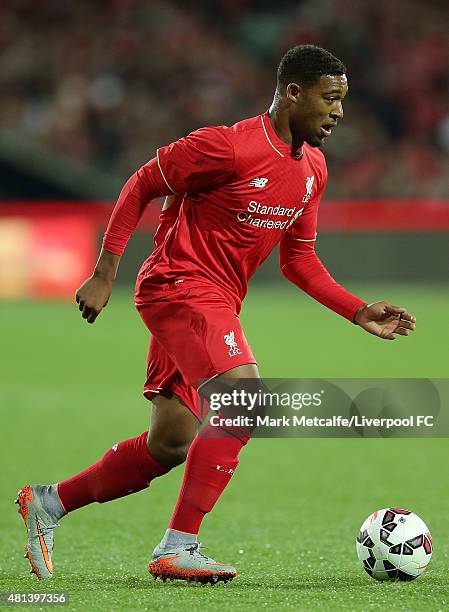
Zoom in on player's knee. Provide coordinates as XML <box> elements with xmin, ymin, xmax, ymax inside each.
<box><xmin>147</xmin><ymin>436</ymin><xmax>191</xmax><ymax>468</ymax></box>
<box><xmin>201</xmin><ymin>374</ymin><xmax>267</xmax><ymax>441</ymax></box>
<box><xmin>158</xmin><ymin>440</ymin><xmax>191</xmax><ymax>467</ymax></box>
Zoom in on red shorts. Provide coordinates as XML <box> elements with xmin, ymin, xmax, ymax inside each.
<box><xmin>135</xmin><ymin>283</ymin><xmax>256</xmax><ymax>420</ymax></box>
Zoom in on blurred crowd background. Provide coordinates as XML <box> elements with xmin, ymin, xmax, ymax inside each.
<box><xmin>1</xmin><ymin>0</ymin><xmax>448</xmax><ymax>299</ymax></box>
<box><xmin>1</xmin><ymin>0</ymin><xmax>448</xmax><ymax>199</ymax></box>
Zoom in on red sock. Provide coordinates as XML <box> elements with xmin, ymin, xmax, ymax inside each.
<box><xmin>57</xmin><ymin>432</ymin><xmax>170</xmax><ymax>512</ymax></box>
<box><xmin>168</xmin><ymin>426</ymin><xmax>248</xmax><ymax>534</ymax></box>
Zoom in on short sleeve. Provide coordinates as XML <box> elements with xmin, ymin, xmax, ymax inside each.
<box><xmin>156</xmin><ymin>126</ymin><xmax>235</xmax><ymax>194</ymax></box>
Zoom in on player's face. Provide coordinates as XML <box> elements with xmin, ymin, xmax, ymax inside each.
<box><xmin>289</xmin><ymin>74</ymin><xmax>348</xmax><ymax>147</ymax></box>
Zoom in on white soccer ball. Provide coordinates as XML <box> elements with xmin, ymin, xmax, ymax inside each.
<box><xmin>356</xmin><ymin>508</ymin><xmax>432</xmax><ymax>581</ymax></box>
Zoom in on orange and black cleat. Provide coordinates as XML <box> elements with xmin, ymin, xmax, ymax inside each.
<box><xmin>149</xmin><ymin>543</ymin><xmax>237</xmax><ymax>584</ymax></box>
<box><xmin>15</xmin><ymin>485</ymin><xmax>59</xmax><ymax>579</ymax></box>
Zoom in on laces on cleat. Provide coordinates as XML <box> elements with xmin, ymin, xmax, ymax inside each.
<box><xmin>186</xmin><ymin>543</ymin><xmax>209</xmax><ymax>559</ymax></box>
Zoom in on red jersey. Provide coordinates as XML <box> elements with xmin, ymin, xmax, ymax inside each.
<box><xmin>136</xmin><ymin>113</ymin><xmax>324</xmax><ymax>303</ymax></box>
<box><xmin>103</xmin><ymin>112</ymin><xmax>365</xmax><ymax>321</ymax></box>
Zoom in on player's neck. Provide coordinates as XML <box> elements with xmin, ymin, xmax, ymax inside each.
<box><xmin>268</xmin><ymin>98</ymin><xmax>304</xmax><ymax>155</ymax></box>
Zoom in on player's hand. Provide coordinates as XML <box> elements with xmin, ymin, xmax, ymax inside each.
<box><xmin>75</xmin><ymin>273</ymin><xmax>113</xmax><ymax>324</ymax></box>
<box><xmin>354</xmin><ymin>301</ymin><xmax>416</xmax><ymax>340</ymax></box>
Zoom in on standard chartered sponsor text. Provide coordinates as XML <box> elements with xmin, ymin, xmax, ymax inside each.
<box><xmin>236</xmin><ymin>200</ymin><xmax>304</xmax><ymax>230</ymax></box>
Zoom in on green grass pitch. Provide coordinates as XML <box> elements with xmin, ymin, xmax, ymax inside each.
<box><xmin>1</xmin><ymin>282</ymin><xmax>448</xmax><ymax>611</ymax></box>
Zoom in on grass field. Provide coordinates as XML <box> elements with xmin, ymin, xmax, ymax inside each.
<box><xmin>1</xmin><ymin>282</ymin><xmax>448</xmax><ymax>611</ymax></box>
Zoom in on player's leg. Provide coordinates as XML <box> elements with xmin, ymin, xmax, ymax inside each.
<box><xmin>16</xmin><ymin>393</ymin><xmax>197</xmax><ymax>579</ymax></box>
<box><xmin>137</xmin><ymin>284</ymin><xmax>259</xmax><ymax>582</ymax></box>
<box><xmin>165</xmin><ymin>362</ymin><xmax>259</xmax><ymax>535</ymax></box>
<box><xmin>56</xmin><ymin>392</ymin><xmax>197</xmax><ymax>512</ymax></box>
<box><xmin>150</xmin><ymin>363</ymin><xmax>261</xmax><ymax>583</ymax></box>
<box><xmin>147</xmin><ymin>393</ymin><xmax>199</xmax><ymax>467</ymax></box>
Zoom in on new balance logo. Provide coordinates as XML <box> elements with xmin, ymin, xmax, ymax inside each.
<box><xmin>224</xmin><ymin>330</ymin><xmax>242</xmax><ymax>357</ymax></box>
<box><xmin>249</xmin><ymin>177</ymin><xmax>268</xmax><ymax>188</ymax></box>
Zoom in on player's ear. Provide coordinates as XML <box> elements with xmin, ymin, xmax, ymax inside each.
<box><xmin>286</xmin><ymin>82</ymin><xmax>303</xmax><ymax>104</ymax></box>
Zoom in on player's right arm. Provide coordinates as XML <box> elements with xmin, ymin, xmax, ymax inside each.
<box><xmin>76</xmin><ymin>127</ymin><xmax>235</xmax><ymax>324</ymax></box>
<box><xmin>75</xmin><ymin>156</ymin><xmax>169</xmax><ymax>323</ymax></box>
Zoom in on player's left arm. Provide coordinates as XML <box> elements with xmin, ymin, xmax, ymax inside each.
<box><xmin>279</xmin><ymin>170</ymin><xmax>416</xmax><ymax>340</ymax></box>
<box><xmin>352</xmin><ymin>301</ymin><xmax>416</xmax><ymax>341</ymax></box>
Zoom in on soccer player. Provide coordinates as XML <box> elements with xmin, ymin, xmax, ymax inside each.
<box><xmin>16</xmin><ymin>45</ymin><xmax>416</xmax><ymax>583</ymax></box>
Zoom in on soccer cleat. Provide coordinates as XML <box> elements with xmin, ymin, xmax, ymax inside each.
<box><xmin>149</xmin><ymin>542</ymin><xmax>237</xmax><ymax>584</ymax></box>
<box><xmin>15</xmin><ymin>485</ymin><xmax>59</xmax><ymax>579</ymax></box>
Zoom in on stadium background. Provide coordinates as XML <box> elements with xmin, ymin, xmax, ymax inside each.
<box><xmin>1</xmin><ymin>1</ymin><xmax>448</xmax><ymax>610</ymax></box>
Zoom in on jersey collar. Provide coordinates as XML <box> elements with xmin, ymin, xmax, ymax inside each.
<box><xmin>261</xmin><ymin>112</ymin><xmax>304</xmax><ymax>160</ymax></box>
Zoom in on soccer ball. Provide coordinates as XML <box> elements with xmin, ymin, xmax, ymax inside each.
<box><xmin>356</xmin><ymin>508</ymin><xmax>432</xmax><ymax>581</ymax></box>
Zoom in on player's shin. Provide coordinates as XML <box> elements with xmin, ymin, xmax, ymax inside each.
<box><xmin>165</xmin><ymin>377</ymin><xmax>261</xmax><ymax>538</ymax></box>
<box><xmin>57</xmin><ymin>431</ymin><xmax>170</xmax><ymax>512</ymax></box>
<box><xmin>167</xmin><ymin>427</ymin><xmax>248</xmax><ymax>536</ymax></box>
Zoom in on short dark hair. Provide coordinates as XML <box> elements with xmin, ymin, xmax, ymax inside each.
<box><xmin>277</xmin><ymin>44</ymin><xmax>346</xmax><ymax>88</ymax></box>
